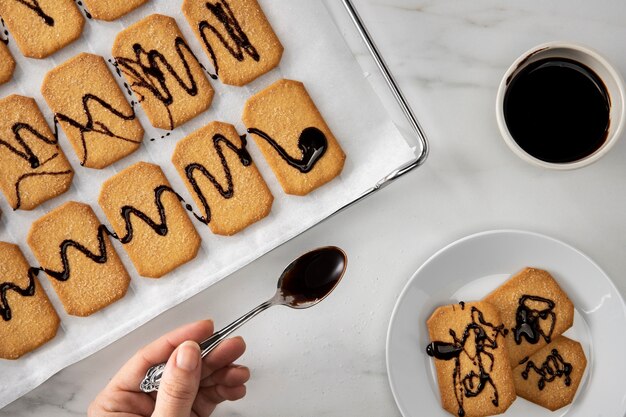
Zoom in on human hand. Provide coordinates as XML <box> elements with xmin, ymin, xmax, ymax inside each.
<box><xmin>89</xmin><ymin>320</ymin><xmax>249</xmax><ymax>417</ymax></box>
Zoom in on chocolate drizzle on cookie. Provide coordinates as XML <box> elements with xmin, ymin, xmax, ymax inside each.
<box><xmin>184</xmin><ymin>133</ymin><xmax>252</xmax><ymax>224</ymax></box>
<box><xmin>426</xmin><ymin>306</ymin><xmax>507</xmax><ymax>417</ymax></box>
<box><xmin>114</xmin><ymin>37</ymin><xmax>201</xmax><ymax>130</ymax></box>
<box><xmin>0</xmin><ymin>122</ymin><xmax>72</xmax><ymax>209</ymax></box>
<box><xmin>42</xmin><ymin>225</ymin><xmax>116</xmax><ymax>282</ymax></box>
<box><xmin>512</xmin><ymin>295</ymin><xmax>556</xmax><ymax>345</ymax></box>
<box><xmin>54</xmin><ymin>93</ymin><xmax>141</xmax><ymax>166</ymax></box>
<box><xmin>247</xmin><ymin>127</ymin><xmax>327</xmax><ymax>173</ymax></box>
<box><xmin>15</xmin><ymin>0</ymin><xmax>54</xmax><ymax>26</ymax></box>
<box><xmin>198</xmin><ymin>0</ymin><xmax>260</xmax><ymax>80</ymax></box>
<box><xmin>521</xmin><ymin>349</ymin><xmax>573</xmax><ymax>390</ymax></box>
<box><xmin>115</xmin><ymin>185</ymin><xmax>186</xmax><ymax>243</ymax></box>
<box><xmin>0</xmin><ymin>267</ymin><xmax>39</xmax><ymax>321</ymax></box>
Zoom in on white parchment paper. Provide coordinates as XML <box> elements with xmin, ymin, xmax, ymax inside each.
<box><xmin>0</xmin><ymin>0</ymin><xmax>415</xmax><ymax>407</ymax></box>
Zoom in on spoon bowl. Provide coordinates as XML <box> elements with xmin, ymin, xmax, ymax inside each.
<box><xmin>140</xmin><ymin>246</ymin><xmax>347</xmax><ymax>393</ymax></box>
<box><xmin>277</xmin><ymin>246</ymin><xmax>347</xmax><ymax>309</ymax></box>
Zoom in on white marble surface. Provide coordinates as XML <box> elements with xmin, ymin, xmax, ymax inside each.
<box><xmin>4</xmin><ymin>0</ymin><xmax>626</xmax><ymax>416</ymax></box>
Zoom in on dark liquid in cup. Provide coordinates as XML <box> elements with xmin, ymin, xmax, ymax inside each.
<box><xmin>503</xmin><ymin>57</ymin><xmax>610</xmax><ymax>163</ymax></box>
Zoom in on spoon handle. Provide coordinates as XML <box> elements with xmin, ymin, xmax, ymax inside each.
<box><xmin>139</xmin><ymin>299</ymin><xmax>274</xmax><ymax>393</ymax></box>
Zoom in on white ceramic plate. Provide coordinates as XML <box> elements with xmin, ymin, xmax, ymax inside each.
<box><xmin>386</xmin><ymin>230</ymin><xmax>626</xmax><ymax>417</ymax></box>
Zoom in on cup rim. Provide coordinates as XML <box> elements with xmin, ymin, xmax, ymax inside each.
<box><xmin>495</xmin><ymin>41</ymin><xmax>626</xmax><ymax>170</ymax></box>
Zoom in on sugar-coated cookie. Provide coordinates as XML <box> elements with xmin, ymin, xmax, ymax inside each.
<box><xmin>242</xmin><ymin>79</ymin><xmax>345</xmax><ymax>196</ymax></box>
<box><xmin>112</xmin><ymin>14</ymin><xmax>214</xmax><ymax>130</ymax></box>
<box><xmin>426</xmin><ymin>301</ymin><xmax>516</xmax><ymax>417</ymax></box>
<box><xmin>513</xmin><ymin>336</ymin><xmax>586</xmax><ymax>411</ymax></box>
<box><xmin>98</xmin><ymin>162</ymin><xmax>201</xmax><ymax>278</ymax></box>
<box><xmin>0</xmin><ymin>94</ymin><xmax>73</xmax><ymax>210</ymax></box>
<box><xmin>27</xmin><ymin>201</ymin><xmax>130</xmax><ymax>317</ymax></box>
<box><xmin>182</xmin><ymin>0</ymin><xmax>283</xmax><ymax>86</ymax></box>
<box><xmin>0</xmin><ymin>41</ymin><xmax>15</xmax><ymax>84</ymax></box>
<box><xmin>81</xmin><ymin>0</ymin><xmax>149</xmax><ymax>21</ymax></box>
<box><xmin>172</xmin><ymin>121</ymin><xmax>273</xmax><ymax>235</ymax></box>
<box><xmin>0</xmin><ymin>0</ymin><xmax>84</xmax><ymax>59</ymax></box>
<box><xmin>41</xmin><ymin>53</ymin><xmax>144</xmax><ymax>169</ymax></box>
<box><xmin>0</xmin><ymin>241</ymin><xmax>60</xmax><ymax>359</ymax></box>
<box><xmin>484</xmin><ymin>267</ymin><xmax>574</xmax><ymax>366</ymax></box>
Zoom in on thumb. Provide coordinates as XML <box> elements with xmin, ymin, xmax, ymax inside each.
<box><xmin>153</xmin><ymin>341</ymin><xmax>202</xmax><ymax>417</ymax></box>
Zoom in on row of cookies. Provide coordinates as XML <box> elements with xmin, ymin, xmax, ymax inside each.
<box><xmin>1</xmin><ymin>75</ymin><xmax>346</xmax><ymax>221</ymax></box>
<box><xmin>0</xmin><ymin>0</ymin><xmax>282</xmax><ymax>87</ymax></box>
<box><xmin>1</xmin><ymin>1</ymin><xmax>347</xmax><ymax>359</ymax></box>
<box><xmin>0</xmin><ymin>90</ymin><xmax>345</xmax><ymax>359</ymax></box>
<box><xmin>426</xmin><ymin>268</ymin><xmax>587</xmax><ymax>417</ymax></box>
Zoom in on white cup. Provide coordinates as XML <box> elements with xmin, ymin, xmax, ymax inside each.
<box><xmin>496</xmin><ymin>42</ymin><xmax>626</xmax><ymax>170</ymax></box>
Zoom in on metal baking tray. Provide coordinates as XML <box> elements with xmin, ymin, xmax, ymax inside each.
<box><xmin>0</xmin><ymin>0</ymin><xmax>428</xmax><ymax>407</ymax></box>
<box><xmin>324</xmin><ymin>0</ymin><xmax>429</xmax><ymax>212</ymax></box>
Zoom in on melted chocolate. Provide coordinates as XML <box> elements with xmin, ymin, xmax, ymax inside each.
<box><xmin>0</xmin><ymin>267</ymin><xmax>39</xmax><ymax>321</ymax></box>
<box><xmin>184</xmin><ymin>133</ymin><xmax>252</xmax><ymax>224</ymax></box>
<box><xmin>521</xmin><ymin>349</ymin><xmax>572</xmax><ymax>390</ymax></box>
<box><xmin>42</xmin><ymin>225</ymin><xmax>115</xmax><ymax>282</ymax></box>
<box><xmin>198</xmin><ymin>0</ymin><xmax>260</xmax><ymax>80</ymax></box>
<box><xmin>1</xmin><ymin>18</ymin><xmax>8</xmax><ymax>45</ymax></box>
<box><xmin>54</xmin><ymin>93</ymin><xmax>141</xmax><ymax>166</ymax></box>
<box><xmin>426</xmin><ymin>306</ymin><xmax>507</xmax><ymax>417</ymax></box>
<box><xmin>75</xmin><ymin>1</ymin><xmax>92</xmax><ymax>19</ymax></box>
<box><xmin>0</xmin><ymin>122</ymin><xmax>72</xmax><ymax>209</ymax></box>
<box><xmin>512</xmin><ymin>295</ymin><xmax>556</xmax><ymax>345</ymax></box>
<box><xmin>15</xmin><ymin>0</ymin><xmax>54</xmax><ymax>26</ymax></box>
<box><xmin>426</xmin><ymin>341</ymin><xmax>463</xmax><ymax>360</ymax></box>
<box><xmin>504</xmin><ymin>57</ymin><xmax>610</xmax><ymax>163</ymax></box>
<box><xmin>247</xmin><ymin>127</ymin><xmax>327</xmax><ymax>173</ymax></box>
<box><xmin>114</xmin><ymin>37</ymin><xmax>201</xmax><ymax>130</ymax></box>
<box><xmin>117</xmin><ymin>185</ymin><xmax>185</xmax><ymax>244</ymax></box>
<box><xmin>279</xmin><ymin>247</ymin><xmax>345</xmax><ymax>305</ymax></box>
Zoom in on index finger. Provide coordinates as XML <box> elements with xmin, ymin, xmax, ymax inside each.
<box><xmin>109</xmin><ymin>320</ymin><xmax>215</xmax><ymax>393</ymax></box>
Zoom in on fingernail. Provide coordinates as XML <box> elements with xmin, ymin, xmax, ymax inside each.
<box><xmin>176</xmin><ymin>341</ymin><xmax>200</xmax><ymax>371</ymax></box>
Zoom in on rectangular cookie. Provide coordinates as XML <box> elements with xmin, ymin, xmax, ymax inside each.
<box><xmin>112</xmin><ymin>14</ymin><xmax>214</xmax><ymax>130</ymax></box>
<box><xmin>41</xmin><ymin>52</ymin><xmax>144</xmax><ymax>169</ymax></box>
<box><xmin>27</xmin><ymin>201</ymin><xmax>131</xmax><ymax>317</ymax></box>
<box><xmin>242</xmin><ymin>79</ymin><xmax>345</xmax><ymax>196</ymax></box>
<box><xmin>182</xmin><ymin>0</ymin><xmax>283</xmax><ymax>86</ymax></box>
<box><xmin>0</xmin><ymin>41</ymin><xmax>15</xmax><ymax>84</ymax></box>
<box><xmin>513</xmin><ymin>335</ymin><xmax>586</xmax><ymax>411</ymax></box>
<box><xmin>81</xmin><ymin>0</ymin><xmax>149</xmax><ymax>21</ymax></box>
<box><xmin>426</xmin><ymin>301</ymin><xmax>516</xmax><ymax>417</ymax></box>
<box><xmin>483</xmin><ymin>267</ymin><xmax>574</xmax><ymax>366</ymax></box>
<box><xmin>172</xmin><ymin>121</ymin><xmax>273</xmax><ymax>236</ymax></box>
<box><xmin>98</xmin><ymin>162</ymin><xmax>201</xmax><ymax>278</ymax></box>
<box><xmin>0</xmin><ymin>241</ymin><xmax>60</xmax><ymax>359</ymax></box>
<box><xmin>0</xmin><ymin>0</ymin><xmax>84</xmax><ymax>58</ymax></box>
<box><xmin>0</xmin><ymin>94</ymin><xmax>73</xmax><ymax>210</ymax></box>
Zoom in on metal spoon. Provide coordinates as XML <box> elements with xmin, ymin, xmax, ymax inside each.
<box><xmin>140</xmin><ymin>246</ymin><xmax>347</xmax><ymax>393</ymax></box>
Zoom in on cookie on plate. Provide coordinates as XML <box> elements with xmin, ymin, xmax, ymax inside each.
<box><xmin>172</xmin><ymin>121</ymin><xmax>273</xmax><ymax>235</ymax></box>
<box><xmin>112</xmin><ymin>14</ymin><xmax>214</xmax><ymax>130</ymax></box>
<box><xmin>81</xmin><ymin>0</ymin><xmax>149</xmax><ymax>21</ymax></box>
<box><xmin>0</xmin><ymin>241</ymin><xmax>60</xmax><ymax>359</ymax></box>
<box><xmin>0</xmin><ymin>41</ymin><xmax>15</xmax><ymax>84</ymax></box>
<box><xmin>483</xmin><ymin>267</ymin><xmax>574</xmax><ymax>366</ymax></box>
<box><xmin>0</xmin><ymin>94</ymin><xmax>73</xmax><ymax>210</ymax></box>
<box><xmin>513</xmin><ymin>335</ymin><xmax>586</xmax><ymax>411</ymax></box>
<box><xmin>242</xmin><ymin>79</ymin><xmax>346</xmax><ymax>196</ymax></box>
<box><xmin>27</xmin><ymin>201</ymin><xmax>131</xmax><ymax>317</ymax></box>
<box><xmin>98</xmin><ymin>161</ymin><xmax>201</xmax><ymax>278</ymax></box>
<box><xmin>426</xmin><ymin>301</ymin><xmax>516</xmax><ymax>417</ymax></box>
<box><xmin>41</xmin><ymin>53</ymin><xmax>144</xmax><ymax>169</ymax></box>
<box><xmin>0</xmin><ymin>0</ymin><xmax>84</xmax><ymax>58</ymax></box>
<box><xmin>182</xmin><ymin>0</ymin><xmax>283</xmax><ymax>86</ymax></box>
